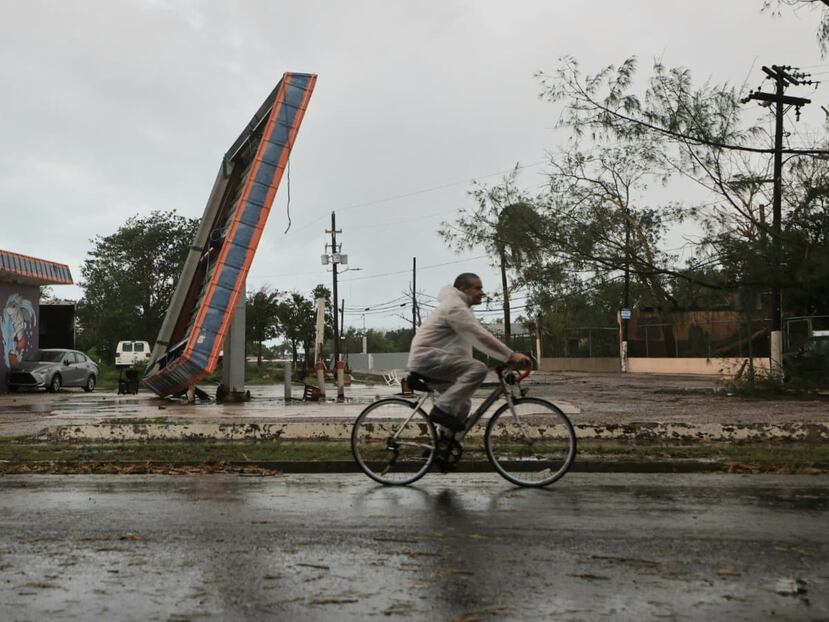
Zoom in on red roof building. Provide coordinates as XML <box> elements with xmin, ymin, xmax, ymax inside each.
<box><xmin>0</xmin><ymin>249</ymin><xmax>74</xmax><ymax>392</ymax></box>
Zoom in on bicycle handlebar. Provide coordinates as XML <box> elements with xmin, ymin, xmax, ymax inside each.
<box><xmin>516</xmin><ymin>360</ymin><xmax>532</xmax><ymax>382</ymax></box>
<box><xmin>496</xmin><ymin>359</ymin><xmax>533</xmax><ymax>383</ymax></box>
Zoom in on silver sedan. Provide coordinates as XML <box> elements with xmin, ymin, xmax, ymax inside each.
<box><xmin>6</xmin><ymin>349</ymin><xmax>99</xmax><ymax>393</ymax></box>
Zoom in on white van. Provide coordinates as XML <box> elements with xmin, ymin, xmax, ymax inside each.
<box><xmin>115</xmin><ymin>341</ymin><xmax>151</xmax><ymax>367</ymax></box>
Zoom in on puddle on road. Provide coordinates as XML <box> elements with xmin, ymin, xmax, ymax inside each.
<box><xmin>1</xmin><ymin>384</ymin><xmax>401</xmax><ymax>420</ymax></box>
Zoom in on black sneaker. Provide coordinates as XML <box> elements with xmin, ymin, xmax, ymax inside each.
<box><xmin>428</xmin><ymin>406</ymin><xmax>465</xmax><ymax>431</ymax></box>
<box><xmin>429</xmin><ymin>432</ymin><xmax>452</xmax><ymax>473</ymax></box>
<box><xmin>432</xmin><ymin>453</ymin><xmax>450</xmax><ymax>474</ymax></box>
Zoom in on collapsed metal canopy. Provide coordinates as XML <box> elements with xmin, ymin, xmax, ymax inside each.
<box><xmin>143</xmin><ymin>72</ymin><xmax>317</xmax><ymax>397</ymax></box>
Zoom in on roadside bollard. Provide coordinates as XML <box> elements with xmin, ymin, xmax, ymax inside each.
<box><xmin>284</xmin><ymin>361</ymin><xmax>292</xmax><ymax>401</ymax></box>
<box><xmin>336</xmin><ymin>359</ymin><xmax>345</xmax><ymax>401</ymax></box>
<box><xmin>316</xmin><ymin>358</ymin><xmax>326</xmax><ymax>398</ymax></box>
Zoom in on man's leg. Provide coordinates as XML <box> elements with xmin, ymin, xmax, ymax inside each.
<box><xmin>428</xmin><ymin>356</ymin><xmax>488</xmax><ymax>421</ymax></box>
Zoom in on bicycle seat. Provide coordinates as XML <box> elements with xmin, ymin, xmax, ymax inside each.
<box><xmin>406</xmin><ymin>372</ymin><xmax>439</xmax><ymax>392</ymax></box>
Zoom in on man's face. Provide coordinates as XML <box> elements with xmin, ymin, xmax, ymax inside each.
<box><xmin>461</xmin><ymin>277</ymin><xmax>484</xmax><ymax>305</ymax></box>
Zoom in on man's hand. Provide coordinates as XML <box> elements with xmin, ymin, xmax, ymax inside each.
<box><xmin>508</xmin><ymin>352</ymin><xmax>532</xmax><ymax>368</ymax></box>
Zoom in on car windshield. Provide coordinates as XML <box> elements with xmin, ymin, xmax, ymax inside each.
<box><xmin>22</xmin><ymin>350</ymin><xmax>66</xmax><ymax>363</ymax></box>
<box><xmin>804</xmin><ymin>338</ymin><xmax>829</xmax><ymax>354</ymax></box>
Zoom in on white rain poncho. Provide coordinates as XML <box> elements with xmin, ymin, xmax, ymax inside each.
<box><xmin>409</xmin><ymin>286</ymin><xmax>514</xmax><ymax>366</ymax></box>
<box><xmin>408</xmin><ymin>286</ymin><xmax>513</xmax><ymax>417</ymax></box>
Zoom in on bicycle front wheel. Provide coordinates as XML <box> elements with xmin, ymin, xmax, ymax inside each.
<box><xmin>484</xmin><ymin>397</ymin><xmax>577</xmax><ymax>487</ymax></box>
<box><xmin>351</xmin><ymin>398</ymin><xmax>437</xmax><ymax>485</ymax></box>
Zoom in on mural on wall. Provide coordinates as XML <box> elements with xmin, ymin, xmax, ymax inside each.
<box><xmin>2</xmin><ymin>292</ymin><xmax>37</xmax><ymax>367</ymax></box>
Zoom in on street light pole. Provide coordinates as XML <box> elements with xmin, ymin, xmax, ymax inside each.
<box><xmin>362</xmin><ymin>312</ymin><xmax>367</xmax><ymax>354</ymax></box>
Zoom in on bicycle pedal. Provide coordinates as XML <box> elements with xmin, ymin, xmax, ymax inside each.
<box><xmin>445</xmin><ymin>440</ymin><xmax>463</xmax><ymax>467</ymax></box>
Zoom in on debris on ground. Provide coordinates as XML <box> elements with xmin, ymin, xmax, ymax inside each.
<box><xmin>774</xmin><ymin>577</ymin><xmax>807</xmax><ymax>595</ymax></box>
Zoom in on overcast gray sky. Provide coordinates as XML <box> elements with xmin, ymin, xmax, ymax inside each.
<box><xmin>0</xmin><ymin>0</ymin><xmax>825</xmax><ymax>331</ymax></box>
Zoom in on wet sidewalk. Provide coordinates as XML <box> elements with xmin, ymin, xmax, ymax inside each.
<box><xmin>1</xmin><ymin>372</ymin><xmax>828</xmax><ymax>443</ymax></box>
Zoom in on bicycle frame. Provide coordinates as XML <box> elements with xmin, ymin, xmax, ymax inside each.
<box><xmin>401</xmin><ymin>367</ymin><xmax>519</xmax><ymax>442</ymax></box>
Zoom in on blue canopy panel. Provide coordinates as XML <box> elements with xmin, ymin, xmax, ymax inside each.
<box><xmin>144</xmin><ymin>72</ymin><xmax>316</xmax><ymax>397</ymax></box>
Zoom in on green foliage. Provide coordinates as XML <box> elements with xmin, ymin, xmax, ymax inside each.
<box><xmin>522</xmin><ymin>54</ymin><xmax>829</xmax><ymax>321</ymax></box>
<box><xmin>439</xmin><ymin>168</ymin><xmax>543</xmax><ymax>289</ymax></box>
<box><xmin>202</xmin><ymin>360</ymin><xmax>286</xmax><ymax>385</ymax></box>
<box><xmin>384</xmin><ymin>327</ymin><xmax>414</xmax><ymax>352</ymax></box>
<box><xmin>311</xmin><ymin>283</ymin><xmax>335</xmax><ymax>339</ymax></box>
<box><xmin>238</xmin><ymin>283</ymin><xmax>337</xmax><ymax>373</ymax></box>
<box><xmin>277</xmin><ymin>290</ymin><xmax>316</xmax><ymax>371</ymax></box>
<box><xmin>341</xmin><ymin>327</ymin><xmax>413</xmax><ymax>354</ymax></box>
<box><xmin>245</xmin><ymin>286</ymin><xmax>282</xmax><ymax>366</ymax></box>
<box><xmin>76</xmin><ymin>210</ymin><xmax>199</xmax><ymax>362</ymax></box>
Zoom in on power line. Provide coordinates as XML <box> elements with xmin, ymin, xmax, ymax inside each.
<box><xmin>348</xmin><ymin>210</ymin><xmax>453</xmax><ymax>231</ymax></box>
<box><xmin>287</xmin><ymin>160</ymin><xmax>546</xmax><ymax>234</ymax></box>
<box><xmin>339</xmin><ymin>255</ymin><xmax>488</xmax><ymax>283</ymax></box>
<box><xmin>343</xmin><ymin>295</ymin><xmax>409</xmax><ymax>311</ymax></box>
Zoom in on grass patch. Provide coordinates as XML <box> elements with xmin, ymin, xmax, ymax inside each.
<box><xmin>89</xmin><ymin>360</ymin><xmax>385</xmax><ymax>392</ymax></box>
<box><xmin>202</xmin><ymin>362</ymin><xmax>287</xmax><ymax>385</ymax></box>
<box><xmin>0</xmin><ymin>437</ymin><xmax>827</xmax><ymax>472</ymax></box>
<box><xmin>94</xmin><ymin>364</ymin><xmax>123</xmax><ymax>390</ymax></box>
<box><xmin>576</xmin><ymin>440</ymin><xmax>829</xmax><ymax>467</ymax></box>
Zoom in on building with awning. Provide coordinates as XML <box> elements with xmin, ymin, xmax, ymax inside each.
<box><xmin>0</xmin><ymin>249</ymin><xmax>73</xmax><ymax>392</ymax></box>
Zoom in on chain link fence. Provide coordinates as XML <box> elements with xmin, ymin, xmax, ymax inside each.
<box><xmin>628</xmin><ymin>318</ymin><xmax>770</xmax><ymax>358</ymax></box>
<box><xmin>541</xmin><ymin>327</ymin><xmax>619</xmax><ymax>358</ymax></box>
<box><xmin>539</xmin><ymin>314</ymin><xmax>777</xmax><ymax>359</ymax></box>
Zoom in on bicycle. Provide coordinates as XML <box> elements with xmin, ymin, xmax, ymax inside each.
<box><xmin>351</xmin><ymin>364</ymin><xmax>577</xmax><ymax>487</ymax></box>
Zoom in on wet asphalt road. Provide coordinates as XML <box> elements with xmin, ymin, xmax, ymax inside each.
<box><xmin>0</xmin><ymin>473</ymin><xmax>827</xmax><ymax>621</ymax></box>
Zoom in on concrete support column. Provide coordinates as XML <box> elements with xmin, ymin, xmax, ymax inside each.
<box><xmin>316</xmin><ymin>358</ymin><xmax>326</xmax><ymax>398</ymax></box>
<box><xmin>220</xmin><ymin>287</ymin><xmax>248</xmax><ymax>400</ymax></box>
<box><xmin>770</xmin><ymin>330</ymin><xmax>783</xmax><ymax>379</ymax></box>
<box><xmin>336</xmin><ymin>359</ymin><xmax>345</xmax><ymax>401</ymax></box>
<box><xmin>620</xmin><ymin>341</ymin><xmax>628</xmax><ymax>373</ymax></box>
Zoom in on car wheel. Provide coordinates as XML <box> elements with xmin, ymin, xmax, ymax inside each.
<box><xmin>83</xmin><ymin>375</ymin><xmax>96</xmax><ymax>393</ymax></box>
<box><xmin>47</xmin><ymin>374</ymin><xmax>62</xmax><ymax>393</ymax></box>
<box><xmin>8</xmin><ymin>386</ymin><xmax>18</xmax><ymax>393</ymax></box>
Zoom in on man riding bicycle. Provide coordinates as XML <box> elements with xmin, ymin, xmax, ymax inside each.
<box><xmin>408</xmin><ymin>273</ymin><xmax>531</xmax><ymax>433</ymax></box>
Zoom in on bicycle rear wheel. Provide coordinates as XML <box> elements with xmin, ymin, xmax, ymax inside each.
<box><xmin>351</xmin><ymin>398</ymin><xmax>436</xmax><ymax>485</ymax></box>
<box><xmin>484</xmin><ymin>397</ymin><xmax>576</xmax><ymax>487</ymax></box>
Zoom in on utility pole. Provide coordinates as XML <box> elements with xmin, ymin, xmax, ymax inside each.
<box><xmin>621</xmin><ymin>211</ymin><xmax>631</xmax><ymax>373</ymax></box>
<box><xmin>325</xmin><ymin>211</ymin><xmax>343</xmax><ymax>365</ymax></box>
<box><xmin>323</xmin><ymin>212</ymin><xmax>348</xmax><ymax>400</ymax></box>
<box><xmin>340</xmin><ymin>299</ymin><xmax>345</xmax><ymax>338</ymax></box>
<box><xmin>742</xmin><ymin>65</ymin><xmax>814</xmax><ymax>377</ymax></box>
<box><xmin>411</xmin><ymin>257</ymin><xmax>417</xmax><ymax>336</ymax></box>
<box><xmin>499</xmin><ymin>248</ymin><xmax>511</xmax><ymax>343</ymax></box>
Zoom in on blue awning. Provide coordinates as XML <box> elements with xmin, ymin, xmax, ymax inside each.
<box><xmin>0</xmin><ymin>249</ymin><xmax>73</xmax><ymax>286</ymax></box>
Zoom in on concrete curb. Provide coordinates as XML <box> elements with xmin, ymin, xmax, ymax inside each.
<box><xmin>42</xmin><ymin>421</ymin><xmax>829</xmax><ymax>443</ymax></box>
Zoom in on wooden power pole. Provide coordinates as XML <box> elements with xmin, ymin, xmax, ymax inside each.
<box><xmin>742</xmin><ymin>65</ymin><xmax>814</xmax><ymax>377</ymax></box>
